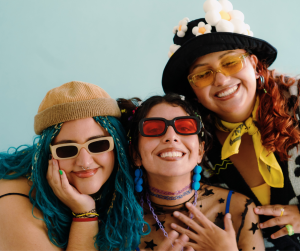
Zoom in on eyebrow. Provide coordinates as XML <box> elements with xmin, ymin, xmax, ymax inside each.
<box><xmin>53</xmin><ymin>135</ymin><xmax>106</xmax><ymax>145</ymax></box>
<box><xmin>191</xmin><ymin>50</ymin><xmax>236</xmax><ymax>72</ymax></box>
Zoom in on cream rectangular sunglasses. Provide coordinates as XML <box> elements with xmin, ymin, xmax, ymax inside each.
<box><xmin>50</xmin><ymin>137</ymin><xmax>114</xmax><ymax>160</ymax></box>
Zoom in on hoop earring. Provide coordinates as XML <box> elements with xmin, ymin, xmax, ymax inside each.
<box><xmin>134</xmin><ymin>167</ymin><xmax>143</xmax><ymax>192</ymax></box>
<box><xmin>191</xmin><ymin>165</ymin><xmax>202</xmax><ymax>190</ymax></box>
<box><xmin>259</xmin><ymin>75</ymin><xmax>267</xmax><ymax>93</ymax></box>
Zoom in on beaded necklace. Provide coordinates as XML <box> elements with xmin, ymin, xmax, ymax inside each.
<box><xmin>146</xmin><ymin>190</ymin><xmax>198</xmax><ymax>247</ymax></box>
<box><xmin>149</xmin><ymin>183</ymin><xmax>191</xmax><ymax>196</ymax></box>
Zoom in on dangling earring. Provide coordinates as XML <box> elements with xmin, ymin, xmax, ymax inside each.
<box><xmin>191</xmin><ymin>164</ymin><xmax>202</xmax><ymax>190</ymax></box>
<box><xmin>259</xmin><ymin>75</ymin><xmax>267</xmax><ymax>93</ymax></box>
<box><xmin>134</xmin><ymin>167</ymin><xmax>143</xmax><ymax>192</ymax></box>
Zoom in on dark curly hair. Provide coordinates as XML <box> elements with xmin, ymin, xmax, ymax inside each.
<box><xmin>117</xmin><ymin>93</ymin><xmax>212</xmax><ymax>169</ymax></box>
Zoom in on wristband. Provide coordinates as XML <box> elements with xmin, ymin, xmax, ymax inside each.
<box><xmin>73</xmin><ymin>217</ymin><xmax>99</xmax><ymax>222</ymax></box>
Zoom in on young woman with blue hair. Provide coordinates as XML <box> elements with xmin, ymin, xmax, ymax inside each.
<box><xmin>0</xmin><ymin>81</ymin><xmax>148</xmax><ymax>250</ymax></box>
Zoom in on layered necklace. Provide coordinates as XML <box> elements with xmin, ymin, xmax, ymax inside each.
<box><xmin>142</xmin><ymin>184</ymin><xmax>198</xmax><ymax>248</ymax></box>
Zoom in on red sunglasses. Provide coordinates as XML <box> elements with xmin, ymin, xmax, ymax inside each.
<box><xmin>139</xmin><ymin>116</ymin><xmax>202</xmax><ymax>137</ymax></box>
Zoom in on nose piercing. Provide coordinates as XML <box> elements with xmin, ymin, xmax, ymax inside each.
<box><xmin>81</xmin><ymin>166</ymin><xmax>89</xmax><ymax>170</ymax></box>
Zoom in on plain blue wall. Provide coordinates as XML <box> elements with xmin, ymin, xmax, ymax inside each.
<box><xmin>1</xmin><ymin>0</ymin><xmax>300</xmax><ymax>151</ymax></box>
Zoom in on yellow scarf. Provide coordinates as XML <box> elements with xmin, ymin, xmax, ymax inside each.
<box><xmin>215</xmin><ymin>97</ymin><xmax>284</xmax><ymax>188</ymax></box>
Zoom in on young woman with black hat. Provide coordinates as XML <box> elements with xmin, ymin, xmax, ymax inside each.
<box><xmin>162</xmin><ymin>0</ymin><xmax>300</xmax><ymax>249</ymax></box>
<box><xmin>120</xmin><ymin>93</ymin><xmax>264</xmax><ymax>250</ymax></box>
<box><xmin>0</xmin><ymin>81</ymin><xmax>148</xmax><ymax>250</ymax></box>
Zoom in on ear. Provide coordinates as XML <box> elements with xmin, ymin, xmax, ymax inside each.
<box><xmin>132</xmin><ymin>148</ymin><xmax>142</xmax><ymax>167</ymax></box>
<box><xmin>197</xmin><ymin>141</ymin><xmax>205</xmax><ymax>163</ymax></box>
<box><xmin>249</xmin><ymin>54</ymin><xmax>259</xmax><ymax>79</ymax></box>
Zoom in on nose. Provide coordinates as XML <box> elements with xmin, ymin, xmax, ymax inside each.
<box><xmin>213</xmin><ymin>71</ymin><xmax>230</xmax><ymax>87</ymax></box>
<box><xmin>162</xmin><ymin>125</ymin><xmax>179</xmax><ymax>143</ymax></box>
<box><xmin>75</xmin><ymin>147</ymin><xmax>93</xmax><ymax>169</ymax></box>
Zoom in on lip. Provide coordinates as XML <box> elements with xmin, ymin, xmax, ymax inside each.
<box><xmin>73</xmin><ymin>168</ymin><xmax>99</xmax><ymax>178</ymax></box>
<box><xmin>214</xmin><ymin>83</ymin><xmax>240</xmax><ymax>100</ymax></box>
<box><xmin>156</xmin><ymin>148</ymin><xmax>186</xmax><ymax>161</ymax></box>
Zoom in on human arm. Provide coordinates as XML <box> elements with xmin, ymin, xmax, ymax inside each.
<box><xmin>47</xmin><ymin>159</ymin><xmax>98</xmax><ymax>250</ymax></box>
<box><xmin>254</xmin><ymin>204</ymin><xmax>300</xmax><ymax>238</ymax></box>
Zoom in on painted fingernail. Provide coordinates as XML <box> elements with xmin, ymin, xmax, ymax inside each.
<box><xmin>59</xmin><ymin>170</ymin><xmax>63</xmax><ymax>175</ymax></box>
<box><xmin>173</xmin><ymin>211</ymin><xmax>179</xmax><ymax>217</ymax></box>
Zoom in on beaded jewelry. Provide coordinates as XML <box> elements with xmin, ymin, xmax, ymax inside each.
<box><xmin>72</xmin><ymin>209</ymin><xmax>99</xmax><ymax>218</ymax></box>
<box><xmin>134</xmin><ymin>167</ymin><xmax>143</xmax><ymax>192</ymax></box>
<box><xmin>149</xmin><ymin>189</ymin><xmax>193</xmax><ymax>200</ymax></box>
<box><xmin>192</xmin><ymin>165</ymin><xmax>202</xmax><ymax>190</ymax></box>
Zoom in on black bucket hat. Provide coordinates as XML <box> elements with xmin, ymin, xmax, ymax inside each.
<box><xmin>162</xmin><ymin>16</ymin><xmax>277</xmax><ymax>98</ymax></box>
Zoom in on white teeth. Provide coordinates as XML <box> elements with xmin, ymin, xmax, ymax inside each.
<box><xmin>160</xmin><ymin>152</ymin><xmax>183</xmax><ymax>158</ymax></box>
<box><xmin>217</xmin><ymin>85</ymin><xmax>238</xmax><ymax>98</ymax></box>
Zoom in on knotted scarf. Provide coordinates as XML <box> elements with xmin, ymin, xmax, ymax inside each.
<box><xmin>215</xmin><ymin>97</ymin><xmax>284</xmax><ymax>188</ymax></box>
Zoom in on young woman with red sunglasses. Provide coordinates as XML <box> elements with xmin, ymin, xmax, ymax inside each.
<box><xmin>161</xmin><ymin>1</ymin><xmax>300</xmax><ymax>250</ymax></box>
<box><xmin>119</xmin><ymin>93</ymin><xmax>264</xmax><ymax>251</ymax></box>
<box><xmin>0</xmin><ymin>81</ymin><xmax>148</xmax><ymax>250</ymax></box>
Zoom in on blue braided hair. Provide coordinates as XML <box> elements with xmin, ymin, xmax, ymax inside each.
<box><xmin>0</xmin><ymin>116</ymin><xmax>149</xmax><ymax>250</ymax></box>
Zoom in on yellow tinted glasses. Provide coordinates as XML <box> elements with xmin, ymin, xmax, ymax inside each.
<box><xmin>188</xmin><ymin>53</ymin><xmax>249</xmax><ymax>89</ymax></box>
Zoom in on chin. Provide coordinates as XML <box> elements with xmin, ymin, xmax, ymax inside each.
<box><xmin>75</xmin><ymin>184</ymin><xmax>103</xmax><ymax>195</ymax></box>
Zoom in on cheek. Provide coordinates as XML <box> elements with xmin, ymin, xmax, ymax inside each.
<box><xmin>138</xmin><ymin>138</ymin><xmax>158</xmax><ymax>159</ymax></box>
<box><xmin>93</xmin><ymin>151</ymin><xmax>115</xmax><ymax>168</ymax></box>
<box><xmin>58</xmin><ymin>159</ymin><xmax>75</xmax><ymax>173</ymax></box>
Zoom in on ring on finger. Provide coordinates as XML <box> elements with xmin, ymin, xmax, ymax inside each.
<box><xmin>285</xmin><ymin>224</ymin><xmax>294</xmax><ymax>236</ymax></box>
<box><xmin>280</xmin><ymin>207</ymin><xmax>284</xmax><ymax>217</ymax></box>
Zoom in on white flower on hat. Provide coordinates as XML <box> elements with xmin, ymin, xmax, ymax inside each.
<box><xmin>173</xmin><ymin>17</ymin><xmax>190</xmax><ymax>37</ymax></box>
<box><xmin>203</xmin><ymin>0</ymin><xmax>253</xmax><ymax>36</ymax></box>
<box><xmin>192</xmin><ymin>21</ymin><xmax>212</xmax><ymax>36</ymax></box>
<box><xmin>168</xmin><ymin>44</ymin><xmax>181</xmax><ymax>58</ymax></box>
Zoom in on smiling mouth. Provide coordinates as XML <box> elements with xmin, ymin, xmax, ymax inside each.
<box><xmin>159</xmin><ymin>151</ymin><xmax>184</xmax><ymax>158</ymax></box>
<box><xmin>216</xmin><ymin>84</ymin><xmax>239</xmax><ymax>98</ymax></box>
<box><xmin>73</xmin><ymin>168</ymin><xmax>98</xmax><ymax>178</ymax></box>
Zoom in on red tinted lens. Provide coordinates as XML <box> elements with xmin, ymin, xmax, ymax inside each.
<box><xmin>143</xmin><ymin>120</ymin><xmax>166</xmax><ymax>136</ymax></box>
<box><xmin>174</xmin><ymin>118</ymin><xmax>198</xmax><ymax>134</ymax></box>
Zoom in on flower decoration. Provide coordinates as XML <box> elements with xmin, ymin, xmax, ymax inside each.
<box><xmin>173</xmin><ymin>17</ymin><xmax>190</xmax><ymax>37</ymax></box>
<box><xmin>168</xmin><ymin>44</ymin><xmax>181</xmax><ymax>58</ymax></box>
<box><xmin>192</xmin><ymin>21</ymin><xmax>212</xmax><ymax>36</ymax></box>
<box><xmin>203</xmin><ymin>0</ymin><xmax>253</xmax><ymax>36</ymax></box>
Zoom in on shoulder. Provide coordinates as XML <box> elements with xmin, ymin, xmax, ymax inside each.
<box><xmin>0</xmin><ymin>178</ymin><xmax>60</xmax><ymax>250</ymax></box>
<box><xmin>0</xmin><ymin>176</ymin><xmax>32</xmax><ymax>197</ymax></box>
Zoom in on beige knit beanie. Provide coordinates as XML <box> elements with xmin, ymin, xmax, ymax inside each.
<box><xmin>34</xmin><ymin>81</ymin><xmax>121</xmax><ymax>135</ymax></box>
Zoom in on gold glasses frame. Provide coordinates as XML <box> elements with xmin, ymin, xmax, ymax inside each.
<box><xmin>188</xmin><ymin>53</ymin><xmax>250</xmax><ymax>89</ymax></box>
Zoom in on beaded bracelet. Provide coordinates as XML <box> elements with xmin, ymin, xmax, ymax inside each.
<box><xmin>72</xmin><ymin>209</ymin><xmax>99</xmax><ymax>218</ymax></box>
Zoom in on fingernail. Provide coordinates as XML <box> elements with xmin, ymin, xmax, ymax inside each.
<box><xmin>173</xmin><ymin>211</ymin><xmax>179</xmax><ymax>217</ymax></box>
<box><xmin>260</xmin><ymin>223</ymin><xmax>263</xmax><ymax>228</ymax></box>
<box><xmin>256</xmin><ymin>206</ymin><xmax>261</xmax><ymax>209</ymax></box>
<box><xmin>59</xmin><ymin>170</ymin><xmax>63</xmax><ymax>175</ymax></box>
<box><xmin>186</xmin><ymin>202</ymin><xmax>192</xmax><ymax>207</ymax></box>
<box><xmin>171</xmin><ymin>223</ymin><xmax>177</xmax><ymax>229</ymax></box>
<box><xmin>271</xmin><ymin>234</ymin><xmax>275</xmax><ymax>239</ymax></box>
<box><xmin>227</xmin><ymin>213</ymin><xmax>231</xmax><ymax>219</ymax></box>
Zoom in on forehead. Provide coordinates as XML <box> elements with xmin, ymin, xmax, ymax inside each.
<box><xmin>191</xmin><ymin>49</ymin><xmax>246</xmax><ymax>64</ymax></box>
<box><xmin>146</xmin><ymin>103</ymin><xmax>188</xmax><ymax>120</ymax></box>
<box><xmin>53</xmin><ymin>117</ymin><xmax>109</xmax><ymax>143</ymax></box>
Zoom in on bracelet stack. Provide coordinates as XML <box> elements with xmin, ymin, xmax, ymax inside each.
<box><xmin>72</xmin><ymin>209</ymin><xmax>99</xmax><ymax>222</ymax></box>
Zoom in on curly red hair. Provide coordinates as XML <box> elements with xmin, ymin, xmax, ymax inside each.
<box><xmin>256</xmin><ymin>60</ymin><xmax>300</xmax><ymax>161</ymax></box>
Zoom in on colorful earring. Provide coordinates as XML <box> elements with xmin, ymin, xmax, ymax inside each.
<box><xmin>134</xmin><ymin>167</ymin><xmax>143</xmax><ymax>192</ymax></box>
<box><xmin>192</xmin><ymin>165</ymin><xmax>202</xmax><ymax>190</ymax></box>
<box><xmin>259</xmin><ymin>75</ymin><xmax>267</xmax><ymax>93</ymax></box>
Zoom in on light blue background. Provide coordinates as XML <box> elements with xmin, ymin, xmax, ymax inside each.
<box><xmin>1</xmin><ymin>0</ymin><xmax>299</xmax><ymax>151</ymax></box>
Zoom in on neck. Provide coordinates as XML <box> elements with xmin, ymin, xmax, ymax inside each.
<box><xmin>146</xmin><ymin>173</ymin><xmax>194</xmax><ymax>206</ymax></box>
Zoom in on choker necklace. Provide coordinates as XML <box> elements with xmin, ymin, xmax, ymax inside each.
<box><xmin>146</xmin><ymin>190</ymin><xmax>198</xmax><ymax>248</ymax></box>
<box><xmin>149</xmin><ymin>189</ymin><xmax>192</xmax><ymax>200</ymax></box>
<box><xmin>149</xmin><ymin>183</ymin><xmax>191</xmax><ymax>196</ymax></box>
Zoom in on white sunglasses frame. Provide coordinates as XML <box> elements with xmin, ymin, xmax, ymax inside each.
<box><xmin>50</xmin><ymin>136</ymin><xmax>114</xmax><ymax>160</ymax></box>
